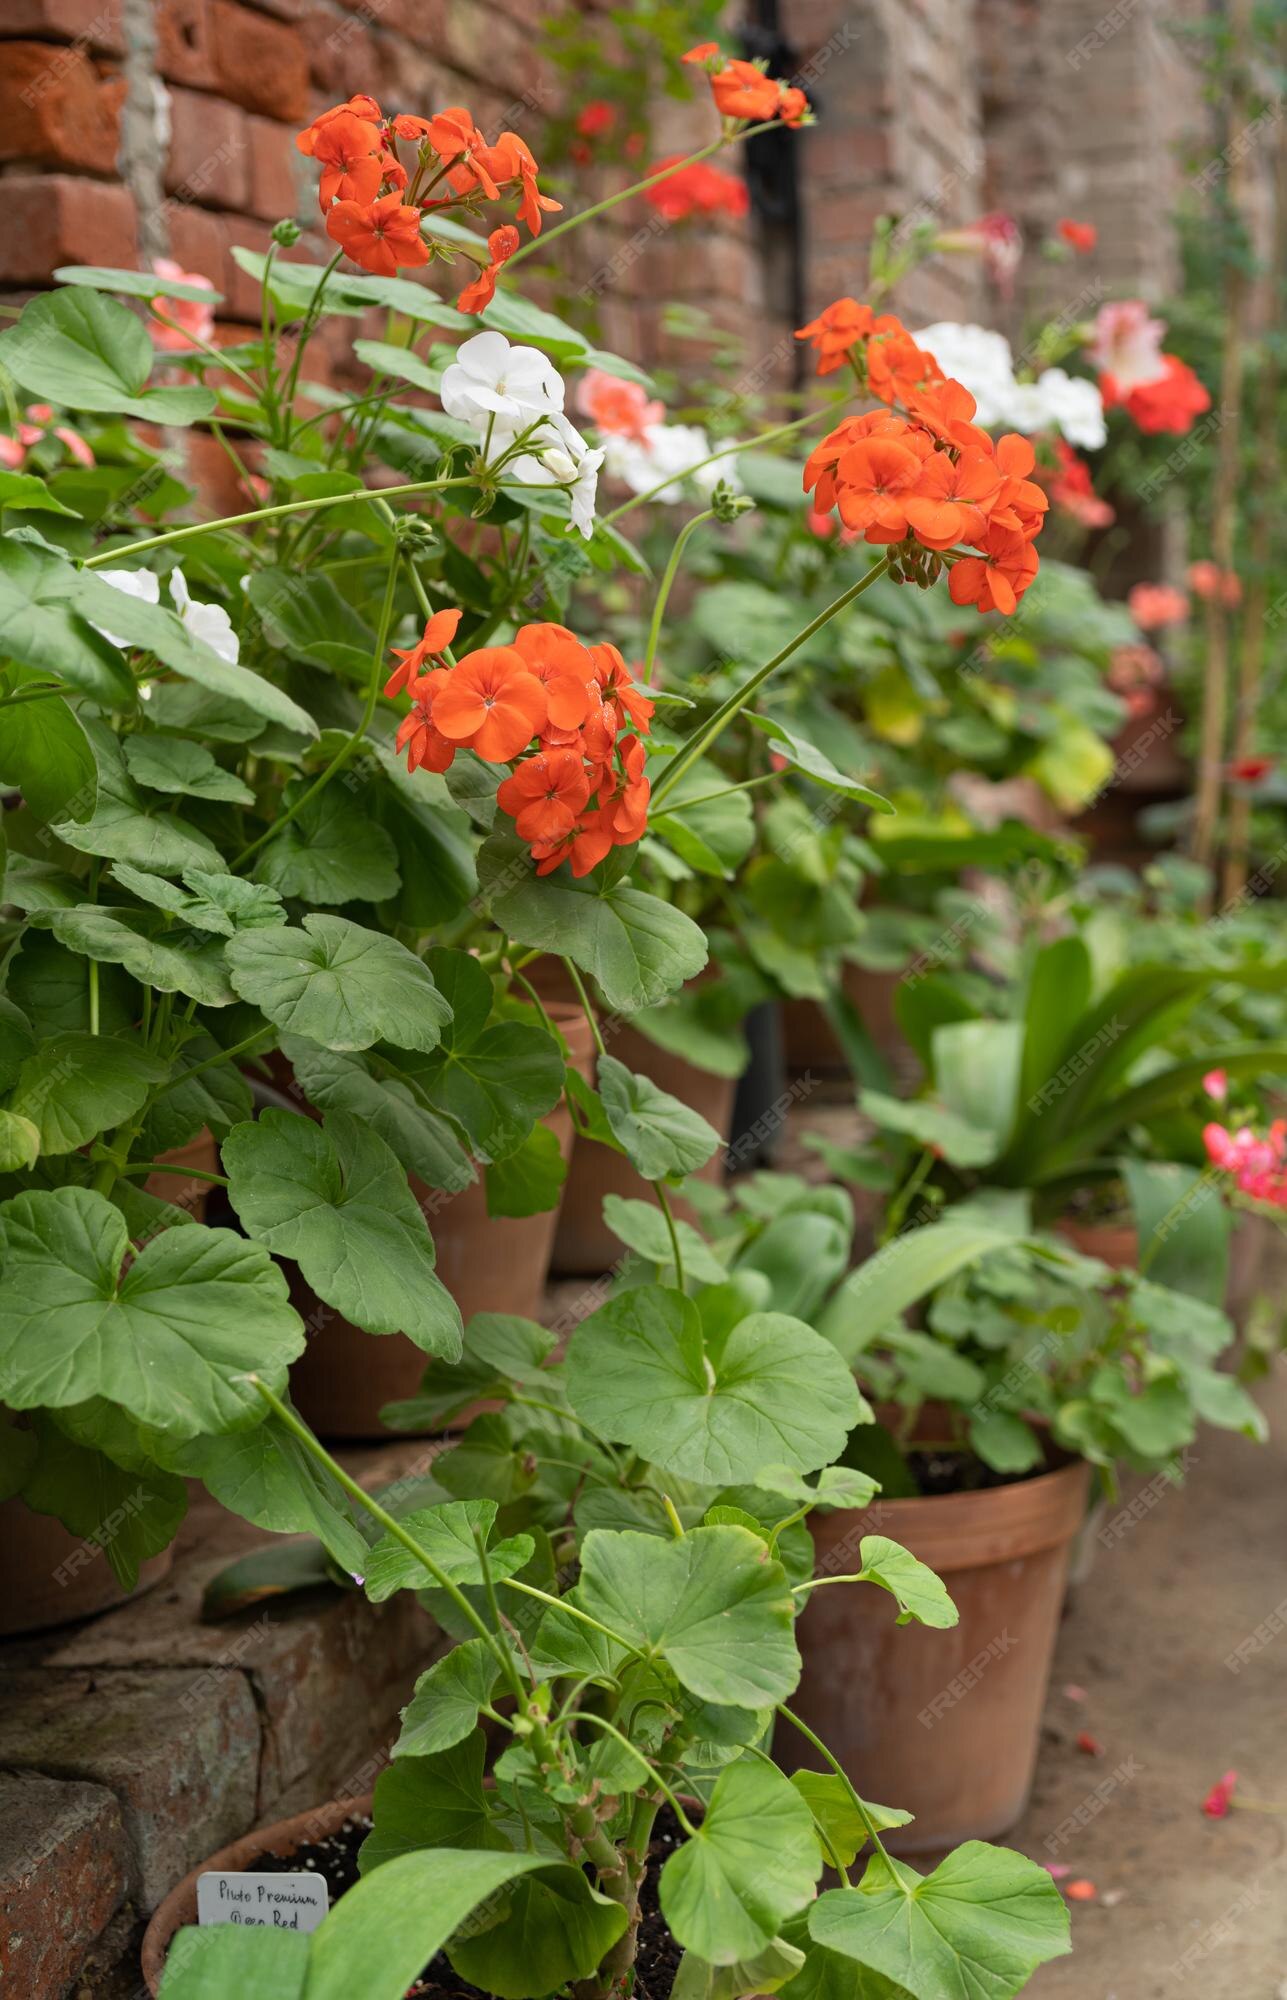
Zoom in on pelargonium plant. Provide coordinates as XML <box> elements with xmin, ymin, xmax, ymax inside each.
<box><xmin>0</xmin><ymin>41</ymin><xmax>1077</xmax><ymax>2000</ymax></box>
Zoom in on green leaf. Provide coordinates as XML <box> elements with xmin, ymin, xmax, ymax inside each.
<box><xmin>602</xmin><ymin>1194</ymin><xmax>728</xmax><ymax>1283</ymax></box>
<box><xmin>818</xmin><ymin>1220</ymin><xmax>1022</xmax><ymax>1365</ymax></box>
<box><xmin>393</xmin><ymin>1638</ymin><xmax>500</xmax><ymax>1758</ymax></box>
<box><xmin>0</xmin><ymin>470</ymin><xmax>81</xmax><ymax>517</ymax></box>
<box><xmin>246</xmin><ymin>566</ymin><xmax>375</xmax><ymax>676</ymax></box>
<box><xmin>157</xmin><ymin>1928</ymin><xmax>310</xmax><ymax>1998</ymax></box>
<box><xmin>478</xmin><ymin>832</ymin><xmax>707</xmax><ymax>1012</ymax></box>
<box><xmin>860</xmin><ymin>1088</ymin><xmax>999</xmax><ymax>1171</ymax></box>
<box><xmin>597</xmin><ymin>1052</ymin><xmax>721</xmax><ymax>1180</ymax></box>
<box><xmin>72</xmin><ymin>567</ymin><xmax>317</xmax><ymax>737</ymax></box>
<box><xmin>0</xmin><ymin>288</ymin><xmax>215</xmax><ymax>423</ymax></box>
<box><xmin>20</xmin><ymin>1412</ymin><xmax>186</xmax><ymax>1588</ymax></box>
<box><xmin>661</xmin><ymin>1759</ymin><xmax>822</xmax><ymax>1964</ymax></box>
<box><xmin>0</xmin><ymin>1188</ymin><xmax>303</xmax><ymax>1437</ymax></box>
<box><xmin>672</xmin><ymin>1938</ymin><xmax>807</xmax><ymax>2000</ymax></box>
<box><xmin>851</xmin><ymin>1536</ymin><xmax>958</xmax><ymax>1629</ymax></box>
<box><xmin>362</xmin><ymin>1498</ymin><xmax>532</xmax><ymax>1602</ymax></box>
<box><xmin>0</xmin><ymin>686</ymin><xmax>98</xmax><ymax>820</ymax></box>
<box><xmin>136</xmin><ymin>1031</ymin><xmax>252</xmax><ymax>1154</ymax></box>
<box><xmin>0</xmin><ymin>1000</ymin><xmax>36</xmax><ymax>1094</ymax></box>
<box><xmin>55</xmin><ymin>263</ymin><xmax>226</xmax><ymax>304</ymax></box>
<box><xmin>448</xmin><ymin>1868</ymin><xmax>632</xmax><ymax>2000</ymax></box>
<box><xmin>281</xmin><ymin>1038</ymin><xmax>473</xmax><ymax>1193</ymax></box>
<box><xmin>307</xmin><ymin>1847</ymin><xmax>625</xmax><ymax>2000</ymax></box>
<box><xmin>754</xmin><ymin>1465</ymin><xmax>881</xmax><ymax>1513</ymax></box>
<box><xmin>0</xmin><ymin>542</ymin><xmax>136</xmax><ymax>706</ymax></box>
<box><xmin>7</xmin><ymin>1033</ymin><xmax>167</xmax><ymax>1154</ymax></box>
<box><xmin>111</xmin><ymin>863</ymin><xmax>285</xmax><ymax>938</ymax></box>
<box><xmin>401</xmin><ymin>948</ymin><xmax>565</xmax><ymax>1163</ymax></box>
<box><xmin>967</xmin><ymin>1411</ymin><xmax>1043</xmax><ymax>1475</ymax></box>
<box><xmin>48</xmin><ymin>907</ymin><xmax>234</xmax><ymax>1007</ymax></box>
<box><xmin>789</xmin><ymin>1772</ymin><xmax>912</xmax><ymax>1868</ymax></box>
<box><xmin>122</xmin><ymin>734</ymin><xmax>254</xmax><ymax>805</ymax></box>
<box><xmin>360</xmin><ymin>1730</ymin><xmax>503</xmax><ymax>1867</ymax></box>
<box><xmin>255</xmin><ymin>786</ymin><xmax>401</xmax><ymax>905</ymax></box>
<box><xmin>53</xmin><ymin>721</ymin><xmax>220</xmax><ymax>873</ymax></box>
<box><xmin>566</xmin><ymin>1288</ymin><xmax>863</xmax><ymax>1485</ymax></box>
<box><xmin>223</xmin><ymin>1109</ymin><xmax>461</xmax><ymax>1354</ymax></box>
<box><xmin>0</xmin><ymin>1109</ymin><xmax>40</xmax><ymax>1172</ymax></box>
<box><xmin>808</xmin><ymin>1842</ymin><xmax>1071</xmax><ymax>1999</ymax></box>
<box><xmin>168</xmin><ymin>1414</ymin><xmax>368</xmax><ymax>1574</ymax></box>
<box><xmin>1124</xmin><ymin>1158</ymin><xmax>1229</xmax><ymax>1306</ymax></box>
<box><xmin>226</xmin><ymin>915</ymin><xmax>452</xmax><ymax>1053</ymax></box>
<box><xmin>569</xmin><ymin>1523</ymin><xmax>800</xmax><ymax>1708</ymax></box>
<box><xmin>485</xmin><ymin>1122</ymin><xmax>566</xmax><ymax>1218</ymax></box>
<box><xmin>747</xmin><ymin>714</ymin><xmax>893</xmax><ymax>810</ymax></box>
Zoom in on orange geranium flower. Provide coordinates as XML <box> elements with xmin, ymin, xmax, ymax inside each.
<box><xmin>297</xmin><ymin>96</ymin><xmax>382</xmax><ymax>156</ymax></box>
<box><xmin>682</xmin><ymin>41</ymin><xmax>720</xmax><ymax>62</ymax></box>
<box><xmin>591</xmin><ymin>643</ymin><xmax>655</xmax><ymax>734</ymax></box>
<box><xmin>531</xmin><ymin>810</ymin><xmax>615</xmax><ymax>878</ymax></box>
<box><xmin>472</xmin><ymin>132</ymin><xmax>561</xmax><ymax>235</ymax></box>
<box><xmin>605</xmin><ymin>733</ymin><xmax>650</xmax><ymax>841</ymax></box>
<box><xmin>513</xmin><ymin>624</ymin><xmax>596</xmax><ymax>729</ymax></box>
<box><xmin>326</xmin><ymin>191</ymin><xmax>429</xmax><ymax>275</ymax></box>
<box><xmin>711</xmin><ymin>59</ymin><xmax>782</xmax><ymax>121</ymax></box>
<box><xmin>988</xmin><ymin>433</ymin><xmax>1049</xmax><ymax>538</ymax></box>
<box><xmin>948</xmin><ymin>526</ymin><xmax>1039</xmax><ymax>616</ymax></box>
<box><xmin>903</xmin><ymin>449</ymin><xmax>1002</xmax><ymax>551</ymax></box>
<box><xmin>396</xmin><ymin>669</ymin><xmax>456</xmax><ymax>774</ymax></box>
<box><xmin>833</xmin><ymin>435</ymin><xmax>924</xmax><ymax>537</ymax></box>
<box><xmin>866</xmin><ymin>323</ymin><xmax>941</xmax><ymax>405</ymax></box>
<box><xmin>796</xmin><ymin>298</ymin><xmax>875</xmax><ymax>376</ymax></box>
<box><xmin>432</xmin><ymin>647</ymin><xmax>548</xmax><ymax>761</ymax></box>
<box><xmin>385</xmin><ymin>607</ymin><xmax>463</xmax><ymax>699</ymax></box>
<box><xmin>804</xmin><ymin>409</ymin><xmax>907</xmax><ymax>511</ymax></box>
<box><xmin>496</xmin><ymin>749</ymin><xmax>591</xmax><ymax>842</ymax></box>
<box><xmin>457</xmin><ymin>224</ymin><xmax>522</xmax><ymax>313</ymax></box>
<box><xmin>310</xmin><ymin>111</ymin><xmax>385</xmax><ymax>208</ymax></box>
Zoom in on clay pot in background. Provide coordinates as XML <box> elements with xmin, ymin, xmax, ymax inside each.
<box><xmin>1055</xmin><ymin>1216</ymin><xmax>1139</xmax><ymax>1269</ymax></box>
<box><xmin>142</xmin><ymin>1792</ymin><xmax>374</xmax><ymax>1995</ymax></box>
<box><xmin>289</xmin><ymin>1006</ymin><xmax>597</xmax><ymax>1440</ymax></box>
<box><xmin>782</xmin><ymin>1452</ymin><xmax>1091</xmax><ymax>1852</ymax></box>
<box><xmin>551</xmin><ymin>1018</ymin><xmax>739</xmax><ymax>1276</ymax></box>
<box><xmin>781</xmin><ymin>963</ymin><xmax>916</xmax><ymax>1084</ymax></box>
<box><xmin>144</xmin><ymin>1128</ymin><xmax>220</xmax><ymax>1223</ymax></box>
<box><xmin>0</xmin><ymin>1497</ymin><xmax>174</xmax><ymax>1638</ymax></box>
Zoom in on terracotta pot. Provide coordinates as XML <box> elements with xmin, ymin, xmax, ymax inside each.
<box><xmin>1055</xmin><ymin>1216</ymin><xmax>1139</xmax><ymax>1269</ymax></box>
<box><xmin>141</xmin><ymin>1791</ymin><xmax>374</xmax><ymax>1995</ymax></box>
<box><xmin>781</xmin><ymin>963</ymin><xmax>914</xmax><ymax>1083</ymax></box>
<box><xmin>0</xmin><ymin>1495</ymin><xmax>174</xmax><ymax>1637</ymax></box>
<box><xmin>289</xmin><ymin>1006</ymin><xmax>597</xmax><ymax>1439</ymax></box>
<box><xmin>551</xmin><ymin>1018</ymin><xmax>739</xmax><ymax>1275</ymax></box>
<box><xmin>144</xmin><ymin>1127</ymin><xmax>220</xmax><ymax>1224</ymax></box>
<box><xmin>783</xmin><ymin>1453</ymin><xmax>1091</xmax><ymax>1852</ymax></box>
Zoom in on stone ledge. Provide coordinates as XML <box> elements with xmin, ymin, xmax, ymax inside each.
<box><xmin>1</xmin><ymin>1439</ymin><xmax>448</xmax><ymax>1999</ymax></box>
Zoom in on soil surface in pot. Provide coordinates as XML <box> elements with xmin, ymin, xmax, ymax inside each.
<box><xmin>245</xmin><ymin>1806</ymin><xmax>685</xmax><ymax>1999</ymax></box>
<box><xmin>905</xmin><ymin>1448</ymin><xmax>1038</xmax><ymax>1496</ymax></box>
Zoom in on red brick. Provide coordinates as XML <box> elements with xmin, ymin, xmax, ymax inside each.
<box><xmin>156</xmin><ymin>0</ymin><xmax>218</xmax><ymax>90</ymax></box>
<box><xmin>0</xmin><ymin>1666</ymin><xmax>260</xmax><ymax>1910</ymax></box>
<box><xmin>0</xmin><ymin>174</ymin><xmax>138</xmax><ymax>283</ymax></box>
<box><xmin>244</xmin><ymin>112</ymin><xmax>302</xmax><ymax>221</ymax></box>
<box><xmin>209</xmin><ymin>0</ymin><xmax>309</xmax><ymax>120</ymax></box>
<box><xmin>0</xmin><ymin>1771</ymin><xmax>129</xmax><ymax>2000</ymax></box>
<box><xmin>0</xmin><ymin>0</ymin><xmax>124</xmax><ymax>51</ymax></box>
<box><xmin>165</xmin><ymin>86</ymin><xmax>250</xmax><ymax>209</ymax></box>
<box><xmin>0</xmin><ymin>40</ymin><xmax>125</xmax><ymax>175</ymax></box>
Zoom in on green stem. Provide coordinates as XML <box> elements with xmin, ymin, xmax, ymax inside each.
<box><xmin>653</xmin><ymin>1181</ymin><xmax>684</xmax><ymax>1289</ymax></box>
<box><xmin>232</xmin><ymin>553</ymin><xmax>400</xmax><ymax>868</ymax></box>
<box><xmin>146</xmin><ymin>1027</ymin><xmax>273</xmax><ymax>1101</ymax></box>
<box><xmin>657</xmin><ymin>772</ymin><xmax>779</xmax><ymax>813</ymax></box>
<box><xmin>775</xmin><ymin>1702</ymin><xmax>904</xmax><ymax>1888</ymax></box>
<box><xmin>562</xmin><ymin>958</ymin><xmax>605</xmax><ymax>1058</ymax></box>
<box><xmin>117</xmin><ymin>1161</ymin><xmax>229</xmax><ymax>1185</ymax></box>
<box><xmin>642</xmin><ymin>509</ymin><xmax>713</xmax><ymax>684</ymax></box>
<box><xmin>281</xmin><ymin>250</ymin><xmax>344</xmax><ymax>446</ymax></box>
<box><xmin>570</xmin><ymin>1713</ymin><xmax>697</xmax><ymax>1835</ymax></box>
<box><xmin>0</xmin><ymin>685</ymin><xmax>67</xmax><ymax>708</ymax></box>
<box><xmin>83</xmin><ymin>476</ymin><xmax>473</xmax><ymax>568</ymax></box>
<box><xmin>504</xmin><ymin>128</ymin><xmax>778</xmax><ymax>271</ymax></box>
<box><xmin>745</xmin><ymin>1743</ymin><xmax>850</xmax><ymax>1883</ymax></box>
<box><xmin>500</xmin><ymin>1576</ymin><xmax>641</xmax><ymax>1657</ymax></box>
<box><xmin>249</xmin><ymin>1379</ymin><xmax>526</xmax><ymax>1699</ymax></box>
<box><xmin>651</xmin><ymin>559</ymin><xmax>892</xmax><ymax>810</ymax></box>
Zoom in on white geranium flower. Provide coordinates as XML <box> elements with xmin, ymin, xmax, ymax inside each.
<box><xmin>498</xmin><ymin>411</ymin><xmax>603</xmax><ymax>540</ymax></box>
<box><xmin>169</xmin><ymin>567</ymin><xmax>240</xmax><ymax>663</ymax></box>
<box><xmin>440</xmin><ymin>330</ymin><xmax>565</xmax><ymax>430</ymax></box>
<box><xmin>912</xmin><ymin>323</ymin><xmax>1019</xmax><ymax>429</ymax></box>
<box><xmin>601</xmin><ymin>421</ymin><xmax>738</xmax><ymax>504</ymax></box>
<box><xmin>93</xmin><ymin>567</ymin><xmax>160</xmax><ymax>648</ymax></box>
<box><xmin>1026</xmin><ymin>368</ymin><xmax>1106</xmax><ymax>451</ymax></box>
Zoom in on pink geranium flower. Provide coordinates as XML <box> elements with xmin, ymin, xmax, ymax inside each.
<box><xmin>1087</xmin><ymin>301</ymin><xmax>1167</xmax><ymax>392</ymax></box>
<box><xmin>575</xmin><ymin>369</ymin><xmax>664</xmax><ymax>441</ymax></box>
<box><xmin>150</xmin><ymin>258</ymin><xmax>217</xmax><ymax>352</ymax></box>
<box><xmin>1128</xmin><ymin>582</ymin><xmax>1188</xmax><ymax>630</ymax></box>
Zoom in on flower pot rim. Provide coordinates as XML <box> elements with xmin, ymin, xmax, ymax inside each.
<box><xmin>141</xmin><ymin>1790</ymin><xmax>374</xmax><ymax>1996</ymax></box>
<box><xmin>820</xmin><ymin>1451</ymin><xmax>1093</xmax><ymax>1571</ymax></box>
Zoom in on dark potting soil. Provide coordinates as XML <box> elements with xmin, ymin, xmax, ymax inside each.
<box><xmin>906</xmin><ymin>1448</ymin><xmax>1037</xmax><ymax>1496</ymax></box>
<box><xmin>248</xmin><ymin>1805</ymin><xmax>685</xmax><ymax>2000</ymax></box>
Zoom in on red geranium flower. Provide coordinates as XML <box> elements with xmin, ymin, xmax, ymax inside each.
<box><xmin>385</xmin><ymin>607</ymin><xmax>463</xmax><ymax>699</ymax></box>
<box><xmin>432</xmin><ymin>647</ymin><xmax>548</xmax><ymax>761</ymax></box>
<box><xmin>497</xmin><ymin>749</ymin><xmax>591</xmax><ymax>842</ymax></box>
<box><xmin>326</xmin><ymin>191</ymin><xmax>429</xmax><ymax>275</ymax></box>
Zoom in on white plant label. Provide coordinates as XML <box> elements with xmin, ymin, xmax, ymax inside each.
<box><xmin>197</xmin><ymin>1870</ymin><xmax>329</xmax><ymax>1931</ymax></box>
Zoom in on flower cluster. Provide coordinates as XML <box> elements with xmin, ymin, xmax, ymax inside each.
<box><xmin>681</xmin><ymin>43</ymin><xmax>809</xmax><ymax>126</ymax></box>
<box><xmin>643</xmin><ymin>155</ymin><xmax>749</xmax><ymax>221</ymax></box>
<box><xmin>799</xmin><ymin>304</ymin><xmax>1049</xmax><ymax>615</ymax></box>
<box><xmin>393</xmin><ymin>618</ymin><xmax>654</xmax><ymax>875</ymax></box>
<box><xmin>1203</xmin><ymin>1119</ymin><xmax>1287</xmax><ymax>1210</ymax></box>
<box><xmin>0</xmin><ymin>401</ymin><xmax>94</xmax><ymax>471</ymax></box>
<box><xmin>296</xmin><ymin>94</ymin><xmax>559</xmax><ymax>306</ymax></box>
<box><xmin>1087</xmin><ymin>302</ymin><xmax>1211</xmax><ymax>435</ymax></box>
<box><xmin>440</xmin><ymin>333</ymin><xmax>603</xmax><ymax>539</ymax></box>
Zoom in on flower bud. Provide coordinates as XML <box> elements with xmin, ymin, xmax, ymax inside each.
<box><xmin>272</xmin><ymin>218</ymin><xmax>303</xmax><ymax>247</ymax></box>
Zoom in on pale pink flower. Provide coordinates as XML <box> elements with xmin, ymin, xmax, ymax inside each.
<box><xmin>575</xmin><ymin>369</ymin><xmax>664</xmax><ymax>442</ymax></box>
<box><xmin>1203</xmin><ymin>1069</ymin><xmax>1228</xmax><ymax>1103</ymax></box>
<box><xmin>1086</xmin><ymin>302</ymin><xmax>1167</xmax><ymax>392</ymax></box>
<box><xmin>150</xmin><ymin>258</ymin><xmax>217</xmax><ymax>352</ymax></box>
